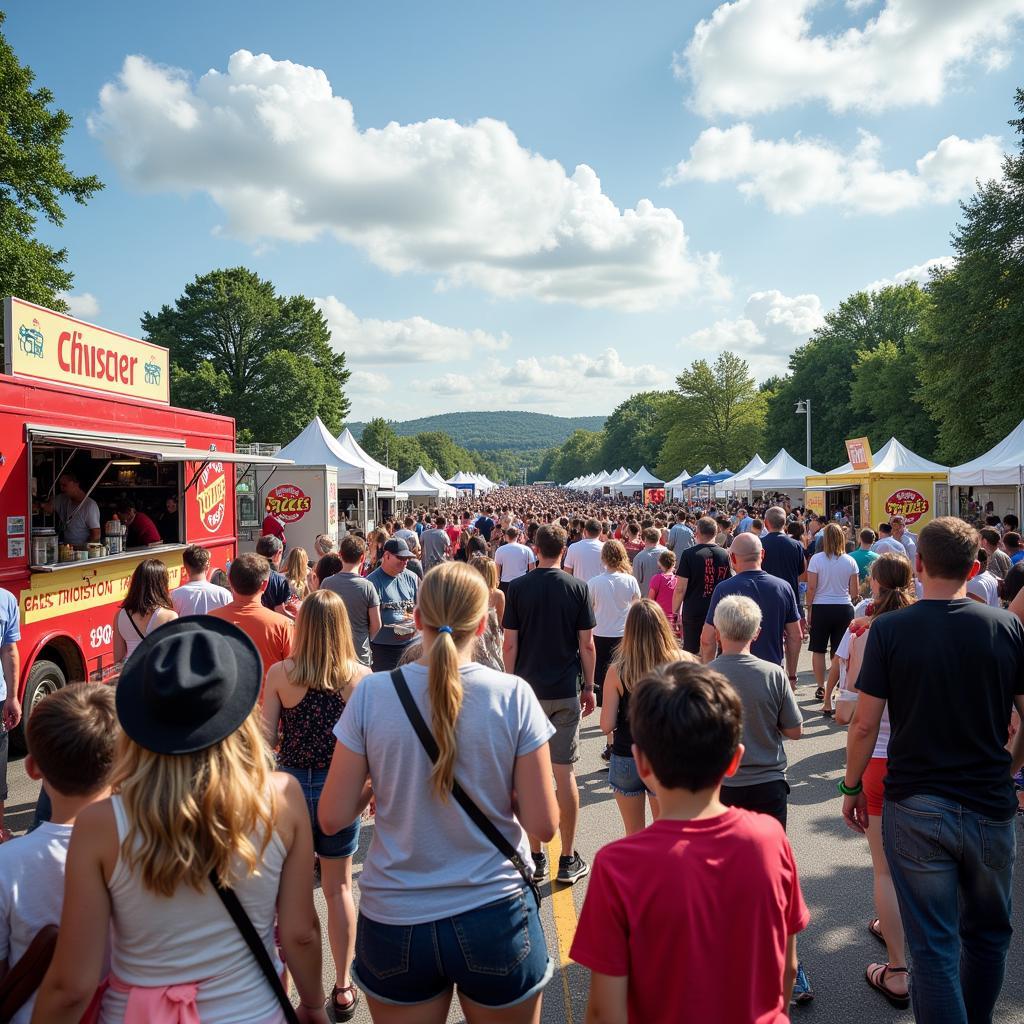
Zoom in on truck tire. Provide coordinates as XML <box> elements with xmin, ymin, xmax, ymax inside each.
<box><xmin>10</xmin><ymin>659</ymin><xmax>66</xmax><ymax>755</ymax></box>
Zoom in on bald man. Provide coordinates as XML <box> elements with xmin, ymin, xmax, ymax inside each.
<box><xmin>700</xmin><ymin>532</ymin><xmax>803</xmax><ymax>684</ymax></box>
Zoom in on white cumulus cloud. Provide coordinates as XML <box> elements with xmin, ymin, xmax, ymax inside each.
<box><xmin>667</xmin><ymin>124</ymin><xmax>1003</xmax><ymax>214</ymax></box>
<box><xmin>679</xmin><ymin>0</ymin><xmax>1024</xmax><ymax>118</ymax></box>
<box><xmin>865</xmin><ymin>256</ymin><xmax>955</xmax><ymax>291</ymax></box>
<box><xmin>57</xmin><ymin>292</ymin><xmax>101</xmax><ymax>320</ymax></box>
<box><xmin>90</xmin><ymin>50</ymin><xmax>727</xmax><ymax>312</ymax></box>
<box><xmin>348</xmin><ymin>370</ymin><xmax>390</xmax><ymax>393</ymax></box>
<box><xmin>316</xmin><ymin>296</ymin><xmax>509</xmax><ymax>365</ymax></box>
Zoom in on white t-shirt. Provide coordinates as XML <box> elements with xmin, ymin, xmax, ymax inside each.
<box><xmin>835</xmin><ymin>601</ymin><xmax>890</xmax><ymax>760</ymax></box>
<box><xmin>871</xmin><ymin>537</ymin><xmax>906</xmax><ymax>557</ymax></box>
<box><xmin>494</xmin><ymin>542</ymin><xmax>536</xmax><ymax>583</ymax></box>
<box><xmin>171</xmin><ymin>579</ymin><xmax>232</xmax><ymax>616</ymax></box>
<box><xmin>53</xmin><ymin>492</ymin><xmax>101</xmax><ymax>546</ymax></box>
<box><xmin>587</xmin><ymin>571</ymin><xmax>642</xmax><ymax>637</ymax></box>
<box><xmin>563</xmin><ymin>538</ymin><xmax>605</xmax><ymax>582</ymax></box>
<box><xmin>967</xmin><ymin>570</ymin><xmax>1000</xmax><ymax>607</ymax></box>
<box><xmin>0</xmin><ymin>822</ymin><xmax>74</xmax><ymax>1024</ymax></box>
<box><xmin>807</xmin><ymin>552</ymin><xmax>858</xmax><ymax>605</ymax></box>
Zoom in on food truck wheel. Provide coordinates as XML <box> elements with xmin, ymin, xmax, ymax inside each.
<box><xmin>10</xmin><ymin>660</ymin><xmax>67</xmax><ymax>754</ymax></box>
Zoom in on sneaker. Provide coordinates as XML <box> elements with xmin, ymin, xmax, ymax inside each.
<box><xmin>532</xmin><ymin>851</ymin><xmax>548</xmax><ymax>882</ymax></box>
<box><xmin>556</xmin><ymin>851</ymin><xmax>591</xmax><ymax>885</ymax></box>
<box><xmin>792</xmin><ymin>962</ymin><xmax>814</xmax><ymax>1005</ymax></box>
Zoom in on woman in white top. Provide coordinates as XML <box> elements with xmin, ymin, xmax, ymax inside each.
<box><xmin>587</xmin><ymin>541</ymin><xmax>641</xmax><ymax>759</ymax></box>
<box><xmin>34</xmin><ymin>617</ymin><xmax>329</xmax><ymax>1024</ymax></box>
<box><xmin>319</xmin><ymin>562</ymin><xmax>559</xmax><ymax>1024</ymax></box>
<box><xmin>112</xmin><ymin>559</ymin><xmax>178</xmax><ymax>663</ymax></box>
<box><xmin>836</xmin><ymin>553</ymin><xmax>914</xmax><ymax>1009</ymax></box>
<box><xmin>806</xmin><ymin>522</ymin><xmax>859</xmax><ymax>699</ymax></box>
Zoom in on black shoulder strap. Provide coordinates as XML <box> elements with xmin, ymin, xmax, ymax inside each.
<box><xmin>210</xmin><ymin>873</ymin><xmax>301</xmax><ymax>1024</ymax></box>
<box><xmin>389</xmin><ymin>669</ymin><xmax>542</xmax><ymax>907</ymax></box>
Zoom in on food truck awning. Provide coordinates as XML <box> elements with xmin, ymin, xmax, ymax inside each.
<box><xmin>25</xmin><ymin>424</ymin><xmax>293</xmax><ymax>465</ymax></box>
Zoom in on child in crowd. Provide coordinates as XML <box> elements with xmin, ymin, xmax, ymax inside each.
<box><xmin>0</xmin><ymin>684</ymin><xmax>118</xmax><ymax>1024</ymax></box>
<box><xmin>646</xmin><ymin>549</ymin><xmax>677</xmax><ymax>620</ymax></box>
<box><xmin>571</xmin><ymin>661</ymin><xmax>809</xmax><ymax>1023</ymax></box>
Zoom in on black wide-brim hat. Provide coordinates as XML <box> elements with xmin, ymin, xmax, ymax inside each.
<box><xmin>116</xmin><ymin>616</ymin><xmax>263</xmax><ymax>755</ymax></box>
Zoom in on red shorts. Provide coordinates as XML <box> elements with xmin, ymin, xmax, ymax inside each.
<box><xmin>863</xmin><ymin>757</ymin><xmax>887</xmax><ymax>818</ymax></box>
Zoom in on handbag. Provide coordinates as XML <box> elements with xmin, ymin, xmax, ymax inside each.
<box><xmin>0</xmin><ymin>924</ymin><xmax>58</xmax><ymax>1023</ymax></box>
<box><xmin>209</xmin><ymin>873</ymin><xmax>301</xmax><ymax>1024</ymax></box>
<box><xmin>389</xmin><ymin>669</ymin><xmax>543</xmax><ymax>908</ymax></box>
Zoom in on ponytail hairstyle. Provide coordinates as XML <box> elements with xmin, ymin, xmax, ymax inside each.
<box><xmin>869</xmin><ymin>552</ymin><xmax>915</xmax><ymax>618</ymax></box>
<box><xmin>415</xmin><ymin>561</ymin><xmax>489</xmax><ymax>799</ymax></box>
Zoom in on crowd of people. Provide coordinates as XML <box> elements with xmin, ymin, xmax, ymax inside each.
<box><xmin>1</xmin><ymin>486</ymin><xmax>1023</xmax><ymax>1024</ymax></box>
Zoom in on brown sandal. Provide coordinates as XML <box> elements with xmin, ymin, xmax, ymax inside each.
<box><xmin>868</xmin><ymin>917</ymin><xmax>885</xmax><ymax>944</ymax></box>
<box><xmin>866</xmin><ymin>963</ymin><xmax>909</xmax><ymax>1009</ymax></box>
<box><xmin>329</xmin><ymin>983</ymin><xmax>360</xmax><ymax>1023</ymax></box>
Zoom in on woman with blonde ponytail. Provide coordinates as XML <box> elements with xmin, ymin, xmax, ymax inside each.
<box><xmin>321</xmin><ymin>561</ymin><xmax>559</xmax><ymax>1023</ymax></box>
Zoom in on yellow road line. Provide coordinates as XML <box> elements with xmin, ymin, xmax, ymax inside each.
<box><xmin>545</xmin><ymin>830</ymin><xmax>577</xmax><ymax>1023</ymax></box>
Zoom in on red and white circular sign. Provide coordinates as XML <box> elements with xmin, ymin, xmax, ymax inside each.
<box><xmin>265</xmin><ymin>484</ymin><xmax>312</xmax><ymax>523</ymax></box>
<box><xmin>885</xmin><ymin>488</ymin><xmax>929</xmax><ymax>525</ymax></box>
<box><xmin>196</xmin><ymin>462</ymin><xmax>227</xmax><ymax>533</ymax></box>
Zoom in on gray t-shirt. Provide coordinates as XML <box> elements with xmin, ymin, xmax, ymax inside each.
<box><xmin>633</xmin><ymin>545</ymin><xmax>668</xmax><ymax>591</ymax></box>
<box><xmin>420</xmin><ymin>528</ymin><xmax>450</xmax><ymax>570</ymax></box>
<box><xmin>709</xmin><ymin>653</ymin><xmax>802</xmax><ymax>787</ymax></box>
<box><xmin>53</xmin><ymin>492</ymin><xmax>101</xmax><ymax>545</ymax></box>
<box><xmin>335</xmin><ymin>662</ymin><xmax>555</xmax><ymax>924</ymax></box>
<box><xmin>322</xmin><ymin>570</ymin><xmax>382</xmax><ymax>664</ymax></box>
<box><xmin>667</xmin><ymin>523</ymin><xmax>695</xmax><ymax>553</ymax></box>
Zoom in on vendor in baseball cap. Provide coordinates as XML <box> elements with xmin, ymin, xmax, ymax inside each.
<box><xmin>116</xmin><ymin>616</ymin><xmax>262</xmax><ymax>754</ymax></box>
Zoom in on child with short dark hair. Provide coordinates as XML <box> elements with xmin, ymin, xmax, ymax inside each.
<box><xmin>0</xmin><ymin>684</ymin><xmax>118</xmax><ymax>1023</ymax></box>
<box><xmin>570</xmin><ymin>661</ymin><xmax>809</xmax><ymax>1023</ymax></box>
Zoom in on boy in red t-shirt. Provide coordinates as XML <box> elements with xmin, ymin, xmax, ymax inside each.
<box><xmin>570</xmin><ymin>661</ymin><xmax>809</xmax><ymax>1023</ymax></box>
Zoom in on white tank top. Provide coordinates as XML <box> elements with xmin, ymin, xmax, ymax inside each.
<box><xmin>115</xmin><ymin>608</ymin><xmax>162</xmax><ymax>659</ymax></box>
<box><xmin>100</xmin><ymin>795</ymin><xmax>287</xmax><ymax>1024</ymax></box>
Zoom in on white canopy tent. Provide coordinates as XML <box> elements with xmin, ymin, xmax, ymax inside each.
<box><xmin>604</xmin><ymin>467</ymin><xmax>633</xmax><ymax>487</ymax></box>
<box><xmin>715</xmin><ymin>454</ymin><xmax>767</xmax><ymax>497</ymax></box>
<box><xmin>665</xmin><ymin>470</ymin><xmax>690</xmax><ymax>501</ymax></box>
<box><xmin>398</xmin><ymin>466</ymin><xmax>451</xmax><ymax>500</ymax></box>
<box><xmin>335</xmin><ymin>428</ymin><xmax>398</xmax><ymax>489</ymax></box>
<box><xmin>612</xmin><ymin>465</ymin><xmax>665</xmax><ymax>497</ymax></box>
<box><xmin>950</xmin><ymin>424</ymin><xmax>1024</xmax><ymax>520</ymax></box>
<box><xmin>746</xmin><ymin>449</ymin><xmax>816</xmax><ymax>495</ymax></box>
<box><xmin>422</xmin><ymin>469</ymin><xmax>457</xmax><ymax>499</ymax></box>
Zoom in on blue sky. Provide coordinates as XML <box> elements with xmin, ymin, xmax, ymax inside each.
<box><xmin>6</xmin><ymin>0</ymin><xmax>1021</xmax><ymax>423</ymax></box>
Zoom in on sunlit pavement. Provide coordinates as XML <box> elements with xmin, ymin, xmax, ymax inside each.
<box><xmin>5</xmin><ymin>648</ymin><xmax>1023</xmax><ymax>1023</ymax></box>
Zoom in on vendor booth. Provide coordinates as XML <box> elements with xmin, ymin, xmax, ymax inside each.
<box><xmin>949</xmin><ymin>419</ymin><xmax>1024</xmax><ymax>524</ymax></box>
<box><xmin>715</xmin><ymin>454</ymin><xmax>766</xmax><ymax>498</ymax></box>
<box><xmin>336</xmin><ymin>427</ymin><xmax>400</xmax><ymax>522</ymax></box>
<box><xmin>804</xmin><ymin>437</ymin><xmax>949</xmax><ymax>529</ymax></box>
<box><xmin>665</xmin><ymin>470</ymin><xmax>690</xmax><ymax>501</ymax></box>
<box><xmin>612</xmin><ymin>466</ymin><xmax>665</xmax><ymax>502</ymax></box>
<box><xmin>398</xmin><ymin>465</ymin><xmax>450</xmax><ymax>506</ymax></box>
<box><xmin>746</xmin><ymin>449</ymin><xmax>814</xmax><ymax>506</ymax></box>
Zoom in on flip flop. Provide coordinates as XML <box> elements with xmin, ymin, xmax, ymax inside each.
<box><xmin>868</xmin><ymin>918</ymin><xmax>885</xmax><ymax>944</ymax></box>
<box><xmin>865</xmin><ymin>963</ymin><xmax>910</xmax><ymax>1009</ymax></box>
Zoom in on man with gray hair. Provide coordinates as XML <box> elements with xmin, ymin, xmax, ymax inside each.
<box><xmin>700</xmin><ymin>533</ymin><xmax>803</xmax><ymax>684</ymax></box>
<box><xmin>710</xmin><ymin>595</ymin><xmax>803</xmax><ymax>826</ymax></box>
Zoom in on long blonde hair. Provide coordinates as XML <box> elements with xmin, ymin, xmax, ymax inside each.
<box><xmin>111</xmin><ymin>711</ymin><xmax>275</xmax><ymax>896</ymax></box>
<box><xmin>615</xmin><ymin>599</ymin><xmax>692</xmax><ymax>690</ymax></box>
<box><xmin>468</xmin><ymin>554</ymin><xmax>499</xmax><ymax>592</ymax></box>
<box><xmin>416</xmin><ymin>561</ymin><xmax>488</xmax><ymax>799</ymax></box>
<box><xmin>289</xmin><ymin>590</ymin><xmax>359</xmax><ymax>691</ymax></box>
<box><xmin>284</xmin><ymin>547</ymin><xmax>309</xmax><ymax>598</ymax></box>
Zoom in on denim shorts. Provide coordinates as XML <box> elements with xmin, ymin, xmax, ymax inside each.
<box><xmin>608</xmin><ymin>752</ymin><xmax>652</xmax><ymax>797</ymax></box>
<box><xmin>280</xmin><ymin>765</ymin><xmax>360</xmax><ymax>858</ymax></box>
<box><xmin>352</xmin><ymin>890</ymin><xmax>552</xmax><ymax>1008</ymax></box>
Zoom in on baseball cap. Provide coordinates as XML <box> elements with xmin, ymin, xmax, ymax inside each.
<box><xmin>383</xmin><ymin>537</ymin><xmax>414</xmax><ymax>558</ymax></box>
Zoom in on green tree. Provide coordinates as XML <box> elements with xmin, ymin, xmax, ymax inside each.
<box><xmin>142</xmin><ymin>268</ymin><xmax>350</xmax><ymax>441</ymax></box>
<box><xmin>552</xmin><ymin>429</ymin><xmax>604</xmax><ymax>481</ymax></box>
<box><xmin>850</xmin><ymin>340</ymin><xmax>936</xmax><ymax>455</ymax></box>
<box><xmin>764</xmin><ymin>285</ymin><xmax>933</xmax><ymax>470</ymax></box>
<box><xmin>911</xmin><ymin>89</ymin><xmax>1024</xmax><ymax>463</ymax></box>
<box><xmin>600</xmin><ymin>391</ymin><xmax>674</xmax><ymax>470</ymax></box>
<box><xmin>0</xmin><ymin>12</ymin><xmax>103</xmax><ymax>312</ymax></box>
<box><xmin>657</xmin><ymin>352</ymin><xmax>765</xmax><ymax>476</ymax></box>
<box><xmin>359</xmin><ymin>418</ymin><xmax>401</xmax><ymax>467</ymax></box>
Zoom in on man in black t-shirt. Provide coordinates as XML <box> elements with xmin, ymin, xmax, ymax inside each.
<box><xmin>843</xmin><ymin>517</ymin><xmax>1024</xmax><ymax>1023</ymax></box>
<box><xmin>503</xmin><ymin>524</ymin><xmax>596</xmax><ymax>886</ymax></box>
<box><xmin>672</xmin><ymin>516</ymin><xmax>730</xmax><ymax>655</ymax></box>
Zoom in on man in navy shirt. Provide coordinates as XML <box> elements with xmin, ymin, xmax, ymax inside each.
<box><xmin>700</xmin><ymin>533</ymin><xmax>802</xmax><ymax>682</ymax></box>
<box><xmin>761</xmin><ymin>507</ymin><xmax>808</xmax><ymax>632</ymax></box>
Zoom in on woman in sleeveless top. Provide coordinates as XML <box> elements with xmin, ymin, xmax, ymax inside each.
<box><xmin>263</xmin><ymin>590</ymin><xmax>371</xmax><ymax>1022</ymax></box>
<box><xmin>34</xmin><ymin>617</ymin><xmax>329</xmax><ymax>1024</ymax></box>
<box><xmin>600</xmin><ymin>599</ymin><xmax>694</xmax><ymax>836</ymax></box>
<box><xmin>112</xmin><ymin>558</ymin><xmax>178</xmax><ymax>663</ymax></box>
<box><xmin>468</xmin><ymin>554</ymin><xmax>505</xmax><ymax>671</ymax></box>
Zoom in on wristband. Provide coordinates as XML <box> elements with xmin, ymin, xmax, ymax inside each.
<box><xmin>837</xmin><ymin>779</ymin><xmax>863</xmax><ymax>796</ymax></box>
<box><xmin>583</xmin><ymin>684</ymin><xmax>595</xmax><ymax>692</ymax></box>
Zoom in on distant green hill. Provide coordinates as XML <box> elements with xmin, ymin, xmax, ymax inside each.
<box><xmin>347</xmin><ymin>411</ymin><xmax>607</xmax><ymax>453</ymax></box>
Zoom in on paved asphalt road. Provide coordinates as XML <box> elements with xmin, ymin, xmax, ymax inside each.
<box><xmin>4</xmin><ymin>647</ymin><xmax>1023</xmax><ymax>1023</ymax></box>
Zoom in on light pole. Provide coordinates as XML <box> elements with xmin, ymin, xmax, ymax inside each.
<box><xmin>795</xmin><ymin>399</ymin><xmax>811</xmax><ymax>468</ymax></box>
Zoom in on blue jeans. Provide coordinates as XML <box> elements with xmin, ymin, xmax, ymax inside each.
<box><xmin>280</xmin><ymin>766</ymin><xmax>360</xmax><ymax>858</ymax></box>
<box><xmin>883</xmin><ymin>794</ymin><xmax>1016</xmax><ymax>1024</ymax></box>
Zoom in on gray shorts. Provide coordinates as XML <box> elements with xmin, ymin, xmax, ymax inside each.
<box><xmin>537</xmin><ymin>696</ymin><xmax>581</xmax><ymax>765</ymax></box>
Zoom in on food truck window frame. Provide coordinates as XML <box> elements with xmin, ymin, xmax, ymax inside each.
<box><xmin>26</xmin><ymin>423</ymin><xmax>291</xmax><ymax>571</ymax></box>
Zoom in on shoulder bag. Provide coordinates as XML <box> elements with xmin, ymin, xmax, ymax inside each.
<box><xmin>0</xmin><ymin>924</ymin><xmax>58</xmax><ymax>1022</ymax></box>
<box><xmin>389</xmin><ymin>669</ymin><xmax>542</xmax><ymax>908</ymax></box>
<box><xmin>210</xmin><ymin>873</ymin><xmax>301</xmax><ymax>1024</ymax></box>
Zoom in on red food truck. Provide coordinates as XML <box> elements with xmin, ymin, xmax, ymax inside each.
<box><xmin>1</xmin><ymin>297</ymin><xmax>288</xmax><ymax>745</ymax></box>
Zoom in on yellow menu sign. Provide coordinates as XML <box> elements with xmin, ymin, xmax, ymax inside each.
<box><xmin>5</xmin><ymin>297</ymin><xmax>170</xmax><ymax>404</ymax></box>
